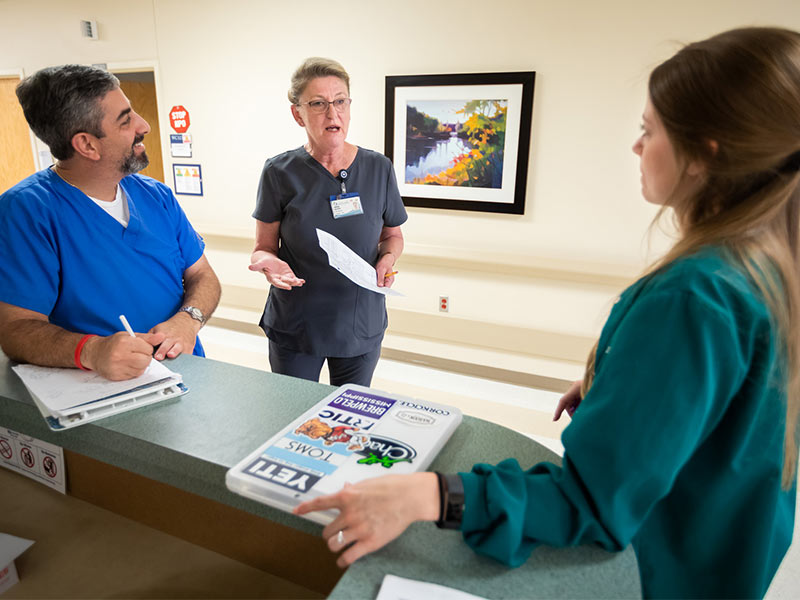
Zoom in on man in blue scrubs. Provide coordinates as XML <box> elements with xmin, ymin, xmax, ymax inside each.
<box><xmin>0</xmin><ymin>65</ymin><xmax>221</xmax><ymax>381</ymax></box>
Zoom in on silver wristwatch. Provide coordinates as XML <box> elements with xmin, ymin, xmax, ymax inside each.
<box><xmin>179</xmin><ymin>305</ymin><xmax>206</xmax><ymax>325</ymax></box>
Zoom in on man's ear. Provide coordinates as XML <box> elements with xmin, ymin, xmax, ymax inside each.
<box><xmin>290</xmin><ymin>104</ymin><xmax>305</xmax><ymax>128</ymax></box>
<box><xmin>70</xmin><ymin>132</ymin><xmax>102</xmax><ymax>161</ymax></box>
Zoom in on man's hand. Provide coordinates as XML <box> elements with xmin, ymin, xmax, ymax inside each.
<box><xmin>148</xmin><ymin>313</ymin><xmax>199</xmax><ymax>360</ymax></box>
<box><xmin>81</xmin><ymin>331</ymin><xmax>164</xmax><ymax>381</ymax></box>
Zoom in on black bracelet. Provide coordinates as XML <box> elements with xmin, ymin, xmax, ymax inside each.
<box><xmin>434</xmin><ymin>472</ymin><xmax>464</xmax><ymax>530</ymax></box>
<box><xmin>434</xmin><ymin>471</ymin><xmax>447</xmax><ymax>524</ymax></box>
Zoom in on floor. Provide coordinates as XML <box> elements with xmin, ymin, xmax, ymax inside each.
<box><xmin>2</xmin><ymin>325</ymin><xmax>798</xmax><ymax>598</ymax></box>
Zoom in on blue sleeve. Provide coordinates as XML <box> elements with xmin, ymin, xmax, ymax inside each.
<box><xmin>0</xmin><ymin>190</ymin><xmax>60</xmax><ymax>315</ymax></box>
<box><xmin>459</xmin><ymin>290</ymin><xmax>750</xmax><ymax>566</ymax></box>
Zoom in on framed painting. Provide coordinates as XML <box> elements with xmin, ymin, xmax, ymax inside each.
<box><xmin>385</xmin><ymin>71</ymin><xmax>535</xmax><ymax>214</ymax></box>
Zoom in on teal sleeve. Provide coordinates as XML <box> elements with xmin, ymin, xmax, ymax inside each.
<box><xmin>460</xmin><ymin>289</ymin><xmax>750</xmax><ymax>566</ymax></box>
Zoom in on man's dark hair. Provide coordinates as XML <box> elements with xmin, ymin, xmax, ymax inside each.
<box><xmin>16</xmin><ymin>64</ymin><xmax>119</xmax><ymax>160</ymax></box>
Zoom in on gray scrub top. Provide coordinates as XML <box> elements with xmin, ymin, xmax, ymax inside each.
<box><xmin>253</xmin><ymin>146</ymin><xmax>408</xmax><ymax>357</ymax></box>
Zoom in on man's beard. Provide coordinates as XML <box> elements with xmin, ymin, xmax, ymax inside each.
<box><xmin>120</xmin><ymin>137</ymin><xmax>150</xmax><ymax>175</ymax></box>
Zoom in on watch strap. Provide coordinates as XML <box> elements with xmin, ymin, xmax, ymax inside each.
<box><xmin>179</xmin><ymin>305</ymin><xmax>205</xmax><ymax>325</ymax></box>
<box><xmin>434</xmin><ymin>472</ymin><xmax>465</xmax><ymax>530</ymax></box>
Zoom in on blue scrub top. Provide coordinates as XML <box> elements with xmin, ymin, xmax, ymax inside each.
<box><xmin>253</xmin><ymin>147</ymin><xmax>407</xmax><ymax>357</ymax></box>
<box><xmin>0</xmin><ymin>168</ymin><xmax>206</xmax><ymax>355</ymax></box>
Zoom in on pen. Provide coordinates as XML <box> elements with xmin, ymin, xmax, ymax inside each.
<box><xmin>384</xmin><ymin>271</ymin><xmax>398</xmax><ymax>278</ymax></box>
<box><xmin>119</xmin><ymin>314</ymin><xmax>136</xmax><ymax>338</ymax></box>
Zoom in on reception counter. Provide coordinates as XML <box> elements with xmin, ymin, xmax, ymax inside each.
<box><xmin>0</xmin><ymin>352</ymin><xmax>640</xmax><ymax>598</ymax></box>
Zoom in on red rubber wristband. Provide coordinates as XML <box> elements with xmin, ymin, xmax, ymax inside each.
<box><xmin>74</xmin><ymin>334</ymin><xmax>96</xmax><ymax>371</ymax></box>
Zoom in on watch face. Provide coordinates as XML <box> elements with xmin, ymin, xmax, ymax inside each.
<box><xmin>182</xmin><ymin>306</ymin><xmax>204</xmax><ymax>323</ymax></box>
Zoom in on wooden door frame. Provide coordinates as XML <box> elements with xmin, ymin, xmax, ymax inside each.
<box><xmin>107</xmin><ymin>60</ymin><xmax>169</xmax><ymax>183</ymax></box>
<box><xmin>0</xmin><ymin>67</ymin><xmax>41</xmax><ymax>171</ymax></box>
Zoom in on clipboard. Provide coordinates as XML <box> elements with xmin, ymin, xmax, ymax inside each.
<box><xmin>12</xmin><ymin>360</ymin><xmax>187</xmax><ymax>430</ymax></box>
<box><xmin>226</xmin><ymin>384</ymin><xmax>462</xmax><ymax>524</ymax></box>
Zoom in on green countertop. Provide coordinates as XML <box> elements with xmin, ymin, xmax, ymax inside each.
<box><xmin>0</xmin><ymin>352</ymin><xmax>640</xmax><ymax>598</ymax></box>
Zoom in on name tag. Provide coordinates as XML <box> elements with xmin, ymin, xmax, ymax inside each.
<box><xmin>329</xmin><ymin>193</ymin><xmax>363</xmax><ymax>219</ymax></box>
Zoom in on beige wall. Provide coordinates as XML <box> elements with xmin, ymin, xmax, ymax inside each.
<box><xmin>2</xmin><ymin>0</ymin><xmax>799</xmax><ymax>377</ymax></box>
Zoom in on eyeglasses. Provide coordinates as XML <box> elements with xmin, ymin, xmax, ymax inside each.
<box><xmin>297</xmin><ymin>98</ymin><xmax>352</xmax><ymax>114</ymax></box>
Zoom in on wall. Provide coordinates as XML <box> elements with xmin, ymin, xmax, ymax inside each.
<box><xmin>2</xmin><ymin>0</ymin><xmax>799</xmax><ymax>379</ymax></box>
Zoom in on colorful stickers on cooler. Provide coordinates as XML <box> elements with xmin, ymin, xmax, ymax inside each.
<box><xmin>243</xmin><ymin>456</ymin><xmax>322</xmax><ymax>493</ymax></box>
<box><xmin>241</xmin><ymin>389</ymin><xmax>432</xmax><ymax>494</ymax></box>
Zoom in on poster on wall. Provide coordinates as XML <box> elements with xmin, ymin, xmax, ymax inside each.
<box><xmin>170</xmin><ymin>134</ymin><xmax>192</xmax><ymax>158</ymax></box>
<box><xmin>385</xmin><ymin>71</ymin><xmax>535</xmax><ymax>215</ymax></box>
<box><xmin>172</xmin><ymin>163</ymin><xmax>203</xmax><ymax>196</ymax></box>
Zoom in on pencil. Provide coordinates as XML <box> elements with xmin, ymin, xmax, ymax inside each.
<box><xmin>384</xmin><ymin>271</ymin><xmax>398</xmax><ymax>278</ymax></box>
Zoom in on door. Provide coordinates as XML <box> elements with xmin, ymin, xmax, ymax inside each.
<box><xmin>0</xmin><ymin>75</ymin><xmax>36</xmax><ymax>193</ymax></box>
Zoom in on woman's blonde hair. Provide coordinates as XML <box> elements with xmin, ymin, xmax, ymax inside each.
<box><xmin>582</xmin><ymin>27</ymin><xmax>800</xmax><ymax>489</ymax></box>
<box><xmin>287</xmin><ymin>57</ymin><xmax>350</xmax><ymax>105</ymax></box>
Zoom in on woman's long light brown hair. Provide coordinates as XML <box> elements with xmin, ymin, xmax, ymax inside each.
<box><xmin>582</xmin><ymin>27</ymin><xmax>800</xmax><ymax>489</ymax></box>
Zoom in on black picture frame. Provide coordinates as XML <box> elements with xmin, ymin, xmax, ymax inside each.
<box><xmin>385</xmin><ymin>71</ymin><xmax>535</xmax><ymax>215</ymax></box>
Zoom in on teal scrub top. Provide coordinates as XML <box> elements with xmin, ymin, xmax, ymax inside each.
<box><xmin>460</xmin><ymin>248</ymin><xmax>797</xmax><ymax>598</ymax></box>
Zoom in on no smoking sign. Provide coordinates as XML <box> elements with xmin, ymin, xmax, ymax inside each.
<box><xmin>20</xmin><ymin>446</ymin><xmax>34</xmax><ymax>469</ymax></box>
<box><xmin>0</xmin><ymin>439</ymin><xmax>11</xmax><ymax>460</ymax></box>
<box><xmin>0</xmin><ymin>428</ymin><xmax>66</xmax><ymax>492</ymax></box>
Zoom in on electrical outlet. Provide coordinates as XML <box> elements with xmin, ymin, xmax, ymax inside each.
<box><xmin>439</xmin><ymin>296</ymin><xmax>449</xmax><ymax>312</ymax></box>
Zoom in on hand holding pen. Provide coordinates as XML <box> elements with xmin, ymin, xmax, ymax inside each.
<box><xmin>74</xmin><ymin>316</ymin><xmax>163</xmax><ymax>381</ymax></box>
<box><xmin>378</xmin><ymin>269</ymin><xmax>398</xmax><ymax>288</ymax></box>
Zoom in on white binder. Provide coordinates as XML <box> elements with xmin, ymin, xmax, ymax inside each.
<box><xmin>226</xmin><ymin>384</ymin><xmax>462</xmax><ymax>524</ymax></box>
<box><xmin>12</xmin><ymin>359</ymin><xmax>186</xmax><ymax>430</ymax></box>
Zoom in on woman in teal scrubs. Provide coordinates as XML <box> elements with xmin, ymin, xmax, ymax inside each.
<box><xmin>295</xmin><ymin>27</ymin><xmax>800</xmax><ymax>598</ymax></box>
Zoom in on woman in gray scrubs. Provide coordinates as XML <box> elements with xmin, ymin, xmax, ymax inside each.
<box><xmin>250</xmin><ymin>57</ymin><xmax>407</xmax><ymax>387</ymax></box>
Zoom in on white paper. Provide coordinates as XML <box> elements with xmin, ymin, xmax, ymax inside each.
<box><xmin>12</xmin><ymin>359</ymin><xmax>178</xmax><ymax>412</ymax></box>
<box><xmin>376</xmin><ymin>574</ymin><xmax>488</xmax><ymax>600</ymax></box>
<box><xmin>0</xmin><ymin>561</ymin><xmax>20</xmax><ymax>595</ymax></box>
<box><xmin>0</xmin><ymin>534</ymin><xmax>34</xmax><ymax>569</ymax></box>
<box><xmin>0</xmin><ymin>533</ymin><xmax>34</xmax><ymax>594</ymax></box>
<box><xmin>316</xmin><ymin>228</ymin><xmax>403</xmax><ymax>297</ymax></box>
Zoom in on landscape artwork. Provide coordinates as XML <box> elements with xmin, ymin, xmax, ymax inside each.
<box><xmin>404</xmin><ymin>99</ymin><xmax>508</xmax><ymax>188</ymax></box>
<box><xmin>385</xmin><ymin>72</ymin><xmax>534</xmax><ymax>214</ymax></box>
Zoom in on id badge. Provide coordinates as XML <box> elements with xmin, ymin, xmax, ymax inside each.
<box><xmin>329</xmin><ymin>192</ymin><xmax>363</xmax><ymax>219</ymax></box>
